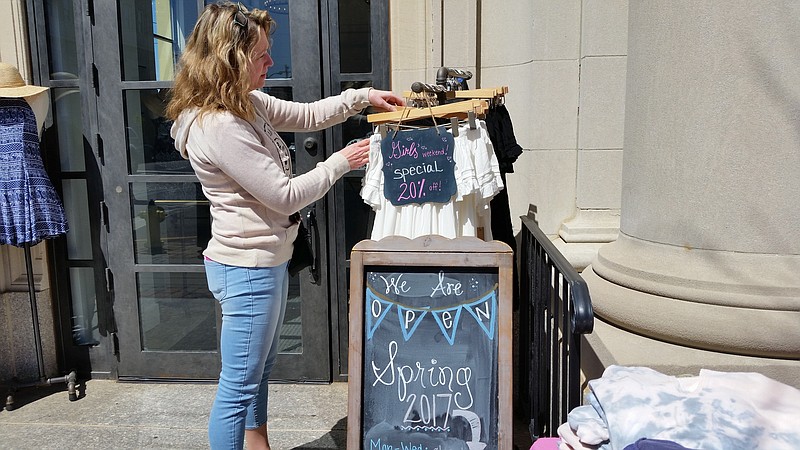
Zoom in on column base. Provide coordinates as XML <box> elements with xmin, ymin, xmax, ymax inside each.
<box><xmin>586</xmin><ymin>234</ymin><xmax>800</xmax><ymax>358</ymax></box>
<box><xmin>558</xmin><ymin>209</ymin><xmax>620</xmax><ymax>243</ymax></box>
<box><xmin>552</xmin><ymin>240</ymin><xmax>606</xmax><ymax>272</ymax></box>
<box><xmin>554</xmin><ymin>209</ymin><xmax>620</xmax><ymax>271</ymax></box>
<box><xmin>582</xmin><ymin>315</ymin><xmax>800</xmax><ymax>390</ymax></box>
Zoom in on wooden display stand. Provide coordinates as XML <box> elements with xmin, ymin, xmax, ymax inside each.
<box><xmin>347</xmin><ymin>235</ymin><xmax>514</xmax><ymax>450</ymax></box>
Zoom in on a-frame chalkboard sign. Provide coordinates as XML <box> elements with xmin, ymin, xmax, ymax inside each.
<box><xmin>348</xmin><ymin>236</ymin><xmax>513</xmax><ymax>450</ymax></box>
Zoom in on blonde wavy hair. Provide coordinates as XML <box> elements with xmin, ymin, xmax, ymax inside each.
<box><xmin>166</xmin><ymin>2</ymin><xmax>274</xmax><ymax>121</ymax></box>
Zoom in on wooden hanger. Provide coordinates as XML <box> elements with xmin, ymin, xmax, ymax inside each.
<box><xmin>447</xmin><ymin>86</ymin><xmax>508</xmax><ymax>107</ymax></box>
<box><xmin>399</xmin><ymin>86</ymin><xmax>507</xmax><ymax>100</ymax></box>
<box><xmin>396</xmin><ymin>85</ymin><xmax>508</xmax><ymax>110</ymax></box>
<box><xmin>445</xmin><ymin>86</ymin><xmax>508</xmax><ymax>100</ymax></box>
<box><xmin>367</xmin><ymin>98</ymin><xmax>489</xmax><ymax>125</ymax></box>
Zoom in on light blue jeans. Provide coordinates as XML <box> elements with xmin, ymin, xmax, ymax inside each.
<box><xmin>204</xmin><ymin>259</ymin><xmax>289</xmax><ymax>450</ymax></box>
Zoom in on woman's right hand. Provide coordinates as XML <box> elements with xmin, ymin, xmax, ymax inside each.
<box><xmin>340</xmin><ymin>138</ymin><xmax>371</xmax><ymax>169</ymax></box>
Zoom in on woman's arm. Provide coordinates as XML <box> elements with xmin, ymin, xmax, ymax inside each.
<box><xmin>198</xmin><ymin>116</ymin><xmax>349</xmax><ymax>216</ymax></box>
<box><xmin>197</xmin><ymin>116</ymin><xmax>370</xmax><ymax>216</ymax></box>
<box><xmin>253</xmin><ymin>87</ymin><xmax>404</xmax><ymax>132</ymax></box>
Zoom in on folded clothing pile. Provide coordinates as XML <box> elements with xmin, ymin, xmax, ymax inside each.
<box><xmin>557</xmin><ymin>365</ymin><xmax>800</xmax><ymax>450</ymax></box>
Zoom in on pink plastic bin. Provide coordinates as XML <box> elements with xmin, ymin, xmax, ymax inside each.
<box><xmin>530</xmin><ymin>437</ymin><xmax>560</xmax><ymax>450</ymax></box>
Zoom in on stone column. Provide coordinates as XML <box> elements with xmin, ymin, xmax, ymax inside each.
<box><xmin>582</xmin><ymin>1</ymin><xmax>800</xmax><ymax>386</ymax></box>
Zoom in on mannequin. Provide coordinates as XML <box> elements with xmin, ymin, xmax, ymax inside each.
<box><xmin>11</xmin><ymin>89</ymin><xmax>50</xmax><ymax>290</ymax></box>
<box><xmin>0</xmin><ymin>61</ymin><xmax>73</xmax><ymax>399</ymax></box>
<box><xmin>0</xmin><ymin>62</ymin><xmax>52</xmax><ymax>290</ymax></box>
<box><xmin>25</xmin><ymin>90</ymin><xmax>49</xmax><ymax>138</ymax></box>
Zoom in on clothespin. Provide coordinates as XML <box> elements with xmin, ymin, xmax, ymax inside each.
<box><xmin>450</xmin><ymin>117</ymin><xmax>459</xmax><ymax>137</ymax></box>
<box><xmin>378</xmin><ymin>124</ymin><xmax>387</xmax><ymax>139</ymax></box>
<box><xmin>468</xmin><ymin>110</ymin><xmax>476</xmax><ymax>130</ymax></box>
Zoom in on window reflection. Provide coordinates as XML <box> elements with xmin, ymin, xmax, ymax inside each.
<box><xmin>262</xmin><ymin>0</ymin><xmax>292</xmax><ymax>79</ymax></box>
<box><xmin>338</xmin><ymin>0</ymin><xmax>371</xmax><ymax>73</ymax></box>
<box><xmin>50</xmin><ymin>86</ymin><xmax>84</xmax><ymax>172</ymax></box>
<box><xmin>130</xmin><ymin>182</ymin><xmax>210</xmax><ymax>265</ymax></box>
<box><xmin>70</xmin><ymin>268</ymin><xmax>100</xmax><ymax>345</ymax></box>
<box><xmin>120</xmin><ymin>1</ymin><xmax>198</xmax><ymax>81</ymax></box>
<box><xmin>124</xmin><ymin>90</ymin><xmax>190</xmax><ymax>174</ymax></box>
<box><xmin>44</xmin><ymin>0</ymin><xmax>79</xmax><ymax>77</ymax></box>
<box><xmin>61</xmin><ymin>180</ymin><xmax>92</xmax><ymax>260</ymax></box>
<box><xmin>280</xmin><ymin>286</ymin><xmax>303</xmax><ymax>354</ymax></box>
<box><xmin>138</xmin><ymin>272</ymin><xmax>216</xmax><ymax>351</ymax></box>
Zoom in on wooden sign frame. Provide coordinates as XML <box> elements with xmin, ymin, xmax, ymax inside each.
<box><xmin>347</xmin><ymin>235</ymin><xmax>514</xmax><ymax>450</ymax></box>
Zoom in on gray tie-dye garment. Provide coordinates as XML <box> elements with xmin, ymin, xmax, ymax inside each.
<box><xmin>559</xmin><ymin>365</ymin><xmax>800</xmax><ymax>450</ymax></box>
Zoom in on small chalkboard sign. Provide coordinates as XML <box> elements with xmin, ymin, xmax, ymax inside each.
<box><xmin>381</xmin><ymin>126</ymin><xmax>457</xmax><ymax>206</ymax></box>
<box><xmin>348</xmin><ymin>236</ymin><xmax>513</xmax><ymax>450</ymax></box>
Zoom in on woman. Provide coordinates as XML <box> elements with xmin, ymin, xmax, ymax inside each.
<box><xmin>165</xmin><ymin>3</ymin><xmax>404</xmax><ymax>449</ymax></box>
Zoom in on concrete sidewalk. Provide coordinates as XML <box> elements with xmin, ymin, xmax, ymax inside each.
<box><xmin>0</xmin><ymin>380</ymin><xmax>534</xmax><ymax>449</ymax></box>
<box><xmin>0</xmin><ymin>380</ymin><xmax>348</xmax><ymax>449</ymax></box>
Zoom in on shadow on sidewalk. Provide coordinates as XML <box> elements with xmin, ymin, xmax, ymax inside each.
<box><xmin>290</xmin><ymin>417</ymin><xmax>346</xmax><ymax>449</ymax></box>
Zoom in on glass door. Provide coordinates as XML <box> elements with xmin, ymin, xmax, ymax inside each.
<box><xmin>27</xmin><ymin>0</ymin><xmax>389</xmax><ymax>382</ymax></box>
<box><xmin>91</xmin><ymin>0</ymin><xmax>330</xmax><ymax>380</ymax></box>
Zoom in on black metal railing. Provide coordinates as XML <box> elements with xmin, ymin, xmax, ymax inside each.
<box><xmin>519</xmin><ymin>214</ymin><xmax>594</xmax><ymax>439</ymax></box>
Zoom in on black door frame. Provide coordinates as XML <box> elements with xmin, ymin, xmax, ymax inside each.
<box><xmin>321</xmin><ymin>0</ymin><xmax>390</xmax><ymax>381</ymax></box>
<box><xmin>25</xmin><ymin>0</ymin><xmax>117</xmax><ymax>380</ymax></box>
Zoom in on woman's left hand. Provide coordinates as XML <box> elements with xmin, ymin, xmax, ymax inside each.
<box><xmin>368</xmin><ymin>89</ymin><xmax>405</xmax><ymax>112</ymax></box>
<box><xmin>339</xmin><ymin>138</ymin><xmax>371</xmax><ymax>170</ymax></box>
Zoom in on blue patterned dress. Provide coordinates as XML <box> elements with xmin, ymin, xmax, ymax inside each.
<box><xmin>0</xmin><ymin>97</ymin><xmax>68</xmax><ymax>246</ymax></box>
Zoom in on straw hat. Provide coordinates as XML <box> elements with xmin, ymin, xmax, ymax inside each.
<box><xmin>0</xmin><ymin>62</ymin><xmax>48</xmax><ymax>98</ymax></box>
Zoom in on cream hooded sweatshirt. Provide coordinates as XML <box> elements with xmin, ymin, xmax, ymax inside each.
<box><xmin>171</xmin><ymin>88</ymin><xmax>372</xmax><ymax>267</ymax></box>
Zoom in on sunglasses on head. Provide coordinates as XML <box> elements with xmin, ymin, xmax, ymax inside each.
<box><xmin>232</xmin><ymin>2</ymin><xmax>249</xmax><ymax>29</ymax></box>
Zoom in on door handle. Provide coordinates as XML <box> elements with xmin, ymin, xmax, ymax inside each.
<box><xmin>306</xmin><ymin>207</ymin><xmax>320</xmax><ymax>284</ymax></box>
<box><xmin>303</xmin><ymin>137</ymin><xmax>318</xmax><ymax>156</ymax></box>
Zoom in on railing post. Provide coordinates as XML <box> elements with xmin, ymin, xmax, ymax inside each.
<box><xmin>520</xmin><ymin>215</ymin><xmax>594</xmax><ymax>439</ymax></box>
